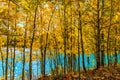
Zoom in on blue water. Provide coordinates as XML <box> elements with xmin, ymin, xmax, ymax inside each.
<box><xmin>0</xmin><ymin>50</ymin><xmax>120</xmax><ymax>79</ymax></box>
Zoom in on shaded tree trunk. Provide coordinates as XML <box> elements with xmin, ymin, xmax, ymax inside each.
<box><xmin>101</xmin><ymin>0</ymin><xmax>105</xmax><ymax>67</ymax></box>
<box><xmin>78</xmin><ymin>1</ymin><xmax>86</xmax><ymax>72</ymax></box>
<box><xmin>78</xmin><ymin>28</ymin><xmax>80</xmax><ymax>80</ymax></box>
<box><xmin>10</xmin><ymin>48</ymin><xmax>12</xmax><ymax>80</ymax></box>
<box><xmin>29</xmin><ymin>6</ymin><xmax>38</xmax><ymax>80</ymax></box>
<box><xmin>12</xmin><ymin>35</ymin><xmax>16</xmax><ymax>80</ymax></box>
<box><xmin>87</xmin><ymin>56</ymin><xmax>90</xmax><ymax>70</ymax></box>
<box><xmin>22</xmin><ymin>16</ymin><xmax>28</xmax><ymax>80</ymax></box>
<box><xmin>107</xmin><ymin>0</ymin><xmax>113</xmax><ymax>67</ymax></box>
<box><xmin>101</xmin><ymin>31</ymin><xmax>104</xmax><ymax>66</ymax></box>
<box><xmin>96</xmin><ymin>0</ymin><xmax>101</xmax><ymax>69</ymax></box>
<box><xmin>101</xmin><ymin>47</ymin><xmax>104</xmax><ymax>66</ymax></box>
<box><xmin>114</xmin><ymin>27</ymin><xmax>117</xmax><ymax>68</ymax></box>
<box><xmin>40</xmin><ymin>35</ymin><xmax>44</xmax><ymax>75</ymax></box>
<box><xmin>5</xmin><ymin>1</ymin><xmax>10</xmax><ymax>80</ymax></box>
<box><xmin>79</xmin><ymin>11</ymin><xmax>86</xmax><ymax>72</ymax></box>
<box><xmin>63</xmin><ymin>1</ymin><xmax>67</xmax><ymax>75</ymax></box>
<box><xmin>70</xmin><ymin>0</ymin><xmax>73</xmax><ymax>72</ymax></box>
<box><xmin>43</xmin><ymin>3</ymin><xmax>56</xmax><ymax>77</ymax></box>
<box><xmin>12</xmin><ymin>7</ymin><xmax>17</xmax><ymax>80</ymax></box>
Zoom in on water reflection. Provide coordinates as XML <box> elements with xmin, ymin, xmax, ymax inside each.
<box><xmin>0</xmin><ymin>48</ymin><xmax>120</xmax><ymax>79</ymax></box>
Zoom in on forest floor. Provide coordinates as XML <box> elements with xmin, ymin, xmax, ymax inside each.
<box><xmin>37</xmin><ymin>65</ymin><xmax>120</xmax><ymax>80</ymax></box>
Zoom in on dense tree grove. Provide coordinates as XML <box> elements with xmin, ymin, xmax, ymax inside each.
<box><xmin>0</xmin><ymin>0</ymin><xmax>120</xmax><ymax>80</ymax></box>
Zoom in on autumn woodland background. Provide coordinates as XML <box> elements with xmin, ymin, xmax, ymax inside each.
<box><xmin>0</xmin><ymin>0</ymin><xmax>120</xmax><ymax>80</ymax></box>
